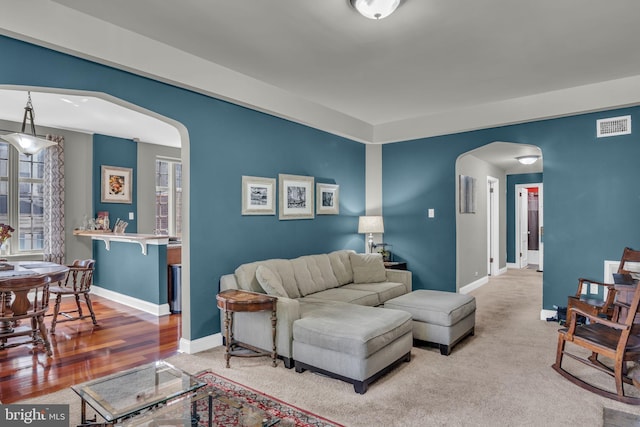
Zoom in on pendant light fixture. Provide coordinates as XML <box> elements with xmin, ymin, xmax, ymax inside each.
<box><xmin>350</xmin><ymin>0</ymin><xmax>401</xmax><ymax>20</ymax></box>
<box><xmin>1</xmin><ymin>91</ymin><xmax>56</xmax><ymax>156</ymax></box>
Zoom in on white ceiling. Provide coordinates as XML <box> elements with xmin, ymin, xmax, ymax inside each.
<box><xmin>1</xmin><ymin>1</ymin><xmax>640</xmax><ymax>154</ymax></box>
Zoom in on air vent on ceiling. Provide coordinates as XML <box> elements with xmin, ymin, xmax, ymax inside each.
<box><xmin>597</xmin><ymin>115</ymin><xmax>631</xmax><ymax>138</ymax></box>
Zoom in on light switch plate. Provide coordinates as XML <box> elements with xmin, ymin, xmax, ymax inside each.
<box><xmin>428</xmin><ymin>209</ymin><xmax>435</xmax><ymax>218</ymax></box>
<box><xmin>128</xmin><ymin>212</ymin><xmax>134</xmax><ymax>220</ymax></box>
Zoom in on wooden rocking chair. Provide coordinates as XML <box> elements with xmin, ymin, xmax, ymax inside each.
<box><xmin>566</xmin><ymin>247</ymin><xmax>640</xmax><ymax>323</ymax></box>
<box><xmin>552</xmin><ymin>275</ymin><xmax>640</xmax><ymax>404</ymax></box>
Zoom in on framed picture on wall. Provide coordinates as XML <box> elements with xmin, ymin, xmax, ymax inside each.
<box><xmin>279</xmin><ymin>174</ymin><xmax>314</xmax><ymax>220</ymax></box>
<box><xmin>316</xmin><ymin>183</ymin><xmax>339</xmax><ymax>215</ymax></box>
<box><xmin>101</xmin><ymin>165</ymin><xmax>133</xmax><ymax>204</ymax></box>
<box><xmin>242</xmin><ymin>176</ymin><xmax>276</xmax><ymax>215</ymax></box>
<box><xmin>459</xmin><ymin>174</ymin><xmax>476</xmax><ymax>214</ymax></box>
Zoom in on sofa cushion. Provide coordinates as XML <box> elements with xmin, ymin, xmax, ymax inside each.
<box><xmin>328</xmin><ymin>250</ymin><xmax>355</xmax><ymax>286</ymax></box>
<box><xmin>349</xmin><ymin>253</ymin><xmax>387</xmax><ymax>284</ymax></box>
<box><xmin>300</xmin><ymin>288</ymin><xmax>380</xmax><ymax>306</ymax></box>
<box><xmin>343</xmin><ymin>281</ymin><xmax>407</xmax><ymax>304</ymax></box>
<box><xmin>256</xmin><ymin>265</ymin><xmax>288</xmax><ymax>297</ymax></box>
<box><xmin>294</xmin><ymin>302</ymin><xmax>412</xmax><ymax>358</ymax></box>
<box><xmin>292</xmin><ymin>254</ymin><xmax>340</xmax><ymax>296</ymax></box>
<box><xmin>235</xmin><ymin>259</ymin><xmax>301</xmax><ymax>298</ymax></box>
<box><xmin>384</xmin><ymin>290</ymin><xmax>476</xmax><ymax>327</ymax></box>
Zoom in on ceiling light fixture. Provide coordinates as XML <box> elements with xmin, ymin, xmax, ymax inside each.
<box><xmin>350</xmin><ymin>0</ymin><xmax>401</xmax><ymax>20</ymax></box>
<box><xmin>0</xmin><ymin>92</ymin><xmax>57</xmax><ymax>156</ymax></box>
<box><xmin>516</xmin><ymin>155</ymin><xmax>540</xmax><ymax>165</ymax></box>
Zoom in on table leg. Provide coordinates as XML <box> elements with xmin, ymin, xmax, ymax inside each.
<box><xmin>223</xmin><ymin>310</ymin><xmax>231</xmax><ymax>368</ymax></box>
<box><xmin>271</xmin><ymin>305</ymin><xmax>277</xmax><ymax>367</ymax></box>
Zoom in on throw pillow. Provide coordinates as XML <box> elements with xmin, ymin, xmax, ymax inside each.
<box><xmin>349</xmin><ymin>253</ymin><xmax>387</xmax><ymax>284</ymax></box>
<box><xmin>255</xmin><ymin>265</ymin><xmax>288</xmax><ymax>297</ymax></box>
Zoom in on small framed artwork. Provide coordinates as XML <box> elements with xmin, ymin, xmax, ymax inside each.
<box><xmin>459</xmin><ymin>174</ymin><xmax>477</xmax><ymax>214</ymax></box>
<box><xmin>242</xmin><ymin>176</ymin><xmax>276</xmax><ymax>215</ymax></box>
<box><xmin>101</xmin><ymin>165</ymin><xmax>133</xmax><ymax>204</ymax></box>
<box><xmin>316</xmin><ymin>183</ymin><xmax>339</xmax><ymax>215</ymax></box>
<box><xmin>279</xmin><ymin>174</ymin><xmax>314</xmax><ymax>220</ymax></box>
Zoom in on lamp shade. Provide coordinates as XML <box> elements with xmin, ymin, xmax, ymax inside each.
<box><xmin>351</xmin><ymin>0</ymin><xmax>400</xmax><ymax>20</ymax></box>
<box><xmin>1</xmin><ymin>133</ymin><xmax>56</xmax><ymax>156</ymax></box>
<box><xmin>358</xmin><ymin>216</ymin><xmax>384</xmax><ymax>234</ymax></box>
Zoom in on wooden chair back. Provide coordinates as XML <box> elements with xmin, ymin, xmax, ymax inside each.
<box><xmin>59</xmin><ymin>259</ymin><xmax>95</xmax><ymax>292</ymax></box>
<box><xmin>0</xmin><ymin>275</ymin><xmax>51</xmax><ymax>320</ymax></box>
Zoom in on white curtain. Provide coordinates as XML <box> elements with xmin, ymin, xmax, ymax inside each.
<box><xmin>43</xmin><ymin>135</ymin><xmax>65</xmax><ymax>264</ymax></box>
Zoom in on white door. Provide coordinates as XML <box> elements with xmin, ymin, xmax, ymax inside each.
<box><xmin>487</xmin><ymin>177</ymin><xmax>499</xmax><ymax>276</ymax></box>
<box><xmin>519</xmin><ymin>187</ymin><xmax>529</xmax><ymax>268</ymax></box>
<box><xmin>538</xmin><ymin>184</ymin><xmax>544</xmax><ymax>272</ymax></box>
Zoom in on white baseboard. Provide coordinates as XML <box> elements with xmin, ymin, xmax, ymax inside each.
<box><xmin>91</xmin><ymin>285</ymin><xmax>171</xmax><ymax>317</ymax></box>
<box><xmin>179</xmin><ymin>333</ymin><xmax>222</xmax><ymax>354</ymax></box>
<box><xmin>460</xmin><ymin>276</ymin><xmax>489</xmax><ymax>294</ymax></box>
<box><xmin>506</xmin><ymin>262</ymin><xmax>519</xmax><ymax>269</ymax></box>
<box><xmin>540</xmin><ymin>309</ymin><xmax>556</xmax><ymax>321</ymax></box>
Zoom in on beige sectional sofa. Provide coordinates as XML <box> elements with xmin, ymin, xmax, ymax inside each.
<box><xmin>219</xmin><ymin>250</ymin><xmax>413</xmax><ymax>393</ymax></box>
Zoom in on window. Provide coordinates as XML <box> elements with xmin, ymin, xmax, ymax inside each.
<box><xmin>0</xmin><ymin>141</ymin><xmax>45</xmax><ymax>254</ymax></box>
<box><xmin>155</xmin><ymin>158</ymin><xmax>182</xmax><ymax>237</ymax></box>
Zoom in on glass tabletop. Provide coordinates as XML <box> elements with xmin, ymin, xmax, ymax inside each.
<box><xmin>71</xmin><ymin>360</ymin><xmax>205</xmax><ymax>422</ymax></box>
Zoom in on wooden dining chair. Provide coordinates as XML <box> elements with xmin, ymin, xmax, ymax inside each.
<box><xmin>553</xmin><ymin>274</ymin><xmax>640</xmax><ymax>404</ymax></box>
<box><xmin>566</xmin><ymin>247</ymin><xmax>640</xmax><ymax>323</ymax></box>
<box><xmin>0</xmin><ymin>275</ymin><xmax>53</xmax><ymax>356</ymax></box>
<box><xmin>48</xmin><ymin>259</ymin><xmax>98</xmax><ymax>334</ymax></box>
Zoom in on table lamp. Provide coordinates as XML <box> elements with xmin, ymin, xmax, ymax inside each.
<box><xmin>358</xmin><ymin>216</ymin><xmax>384</xmax><ymax>253</ymax></box>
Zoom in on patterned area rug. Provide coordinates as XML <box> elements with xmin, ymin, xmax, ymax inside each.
<box><xmin>193</xmin><ymin>370</ymin><xmax>344</xmax><ymax>427</ymax></box>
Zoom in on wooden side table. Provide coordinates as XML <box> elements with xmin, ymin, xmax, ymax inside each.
<box><xmin>216</xmin><ymin>289</ymin><xmax>277</xmax><ymax>368</ymax></box>
<box><xmin>384</xmin><ymin>261</ymin><xmax>407</xmax><ymax>270</ymax></box>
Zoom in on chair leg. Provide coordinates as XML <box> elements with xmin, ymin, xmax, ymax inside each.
<box><xmin>615</xmin><ymin>359</ymin><xmax>625</xmax><ymax>397</ymax></box>
<box><xmin>37</xmin><ymin>315</ymin><xmax>52</xmax><ymax>356</ymax></box>
<box><xmin>75</xmin><ymin>294</ymin><xmax>84</xmax><ymax>319</ymax></box>
<box><xmin>50</xmin><ymin>294</ymin><xmax>62</xmax><ymax>334</ymax></box>
<box><xmin>554</xmin><ymin>333</ymin><xmax>566</xmax><ymax>368</ymax></box>
<box><xmin>84</xmin><ymin>293</ymin><xmax>98</xmax><ymax>326</ymax></box>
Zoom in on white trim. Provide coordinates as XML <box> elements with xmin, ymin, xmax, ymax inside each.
<box><xmin>179</xmin><ymin>333</ymin><xmax>222</xmax><ymax>354</ymax></box>
<box><xmin>91</xmin><ymin>285</ymin><xmax>171</xmax><ymax>316</ymax></box>
<box><xmin>460</xmin><ymin>276</ymin><xmax>489</xmax><ymax>294</ymax></box>
<box><xmin>487</xmin><ymin>176</ymin><xmax>499</xmax><ymax>276</ymax></box>
<box><xmin>540</xmin><ymin>309</ymin><xmax>556</xmax><ymax>321</ymax></box>
<box><xmin>507</xmin><ymin>262</ymin><xmax>519</xmax><ymax>269</ymax></box>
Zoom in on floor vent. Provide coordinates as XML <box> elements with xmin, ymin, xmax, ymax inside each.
<box><xmin>597</xmin><ymin>115</ymin><xmax>631</xmax><ymax>138</ymax></box>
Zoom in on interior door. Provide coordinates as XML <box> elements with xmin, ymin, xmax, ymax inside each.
<box><xmin>519</xmin><ymin>187</ymin><xmax>529</xmax><ymax>268</ymax></box>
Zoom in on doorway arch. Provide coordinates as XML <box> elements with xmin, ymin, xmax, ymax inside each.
<box><xmin>0</xmin><ymin>85</ymin><xmax>193</xmax><ymax>350</ymax></box>
<box><xmin>455</xmin><ymin>141</ymin><xmax>542</xmax><ymax>293</ymax></box>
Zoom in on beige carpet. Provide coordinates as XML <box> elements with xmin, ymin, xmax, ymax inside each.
<box><xmin>20</xmin><ymin>269</ymin><xmax>640</xmax><ymax>426</ymax></box>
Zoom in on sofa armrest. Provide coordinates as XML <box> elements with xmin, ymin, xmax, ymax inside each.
<box><xmin>219</xmin><ymin>273</ymin><xmax>239</xmax><ymax>292</ymax></box>
<box><xmin>218</xmin><ymin>291</ymin><xmax>301</xmax><ymax>360</ymax></box>
<box><xmin>385</xmin><ymin>269</ymin><xmax>412</xmax><ymax>293</ymax></box>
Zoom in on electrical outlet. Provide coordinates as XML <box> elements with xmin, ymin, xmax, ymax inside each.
<box><xmin>129</xmin><ymin>212</ymin><xmax>134</xmax><ymax>220</ymax></box>
<box><xmin>428</xmin><ymin>208</ymin><xmax>435</xmax><ymax>218</ymax></box>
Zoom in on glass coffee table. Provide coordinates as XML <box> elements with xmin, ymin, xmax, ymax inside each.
<box><xmin>71</xmin><ymin>360</ymin><xmax>206</xmax><ymax>426</ymax></box>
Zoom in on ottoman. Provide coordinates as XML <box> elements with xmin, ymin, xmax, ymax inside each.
<box><xmin>385</xmin><ymin>290</ymin><xmax>476</xmax><ymax>355</ymax></box>
<box><xmin>293</xmin><ymin>302</ymin><xmax>413</xmax><ymax>394</ymax></box>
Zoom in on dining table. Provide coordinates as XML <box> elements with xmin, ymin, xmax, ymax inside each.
<box><xmin>0</xmin><ymin>261</ymin><xmax>69</xmax><ymax>335</ymax></box>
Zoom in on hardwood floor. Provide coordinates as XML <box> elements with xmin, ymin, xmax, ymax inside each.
<box><xmin>0</xmin><ymin>295</ymin><xmax>181</xmax><ymax>403</ymax></box>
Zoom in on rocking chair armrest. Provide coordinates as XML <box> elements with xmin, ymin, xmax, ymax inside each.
<box><xmin>575</xmin><ymin>278</ymin><xmax>615</xmax><ymax>297</ymax></box>
<box><xmin>571</xmin><ymin>307</ymin><xmax>630</xmax><ymax>331</ymax></box>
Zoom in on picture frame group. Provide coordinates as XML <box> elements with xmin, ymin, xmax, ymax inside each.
<box><xmin>241</xmin><ymin>174</ymin><xmax>340</xmax><ymax>219</ymax></box>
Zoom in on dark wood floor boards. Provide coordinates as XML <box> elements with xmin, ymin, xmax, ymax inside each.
<box><xmin>0</xmin><ymin>295</ymin><xmax>181</xmax><ymax>403</ymax></box>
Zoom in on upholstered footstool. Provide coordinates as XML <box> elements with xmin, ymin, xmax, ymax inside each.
<box><xmin>385</xmin><ymin>290</ymin><xmax>476</xmax><ymax>355</ymax></box>
<box><xmin>292</xmin><ymin>302</ymin><xmax>413</xmax><ymax>394</ymax></box>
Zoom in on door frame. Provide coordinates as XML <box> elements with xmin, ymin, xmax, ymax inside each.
<box><xmin>515</xmin><ymin>183</ymin><xmax>543</xmax><ymax>270</ymax></box>
<box><xmin>487</xmin><ymin>176</ymin><xmax>500</xmax><ymax>276</ymax></box>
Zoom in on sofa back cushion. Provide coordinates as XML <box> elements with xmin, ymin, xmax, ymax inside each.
<box><xmin>255</xmin><ymin>265</ymin><xmax>289</xmax><ymax>297</ymax></box>
<box><xmin>292</xmin><ymin>254</ymin><xmax>340</xmax><ymax>296</ymax></box>
<box><xmin>349</xmin><ymin>253</ymin><xmax>387</xmax><ymax>284</ymax></box>
<box><xmin>328</xmin><ymin>250</ymin><xmax>355</xmax><ymax>286</ymax></box>
<box><xmin>235</xmin><ymin>259</ymin><xmax>301</xmax><ymax>298</ymax></box>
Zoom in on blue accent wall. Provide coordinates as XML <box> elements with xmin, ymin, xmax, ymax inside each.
<box><xmin>506</xmin><ymin>173</ymin><xmax>543</xmax><ymax>263</ymax></box>
<box><xmin>0</xmin><ymin>35</ymin><xmax>365</xmax><ymax>340</ymax></box>
<box><xmin>93</xmin><ymin>134</ymin><xmax>138</xmax><ymax>232</ymax></box>
<box><xmin>384</xmin><ymin>108</ymin><xmax>640</xmax><ymax>310</ymax></box>
<box><xmin>93</xmin><ymin>241</ymin><xmax>167</xmax><ymax>304</ymax></box>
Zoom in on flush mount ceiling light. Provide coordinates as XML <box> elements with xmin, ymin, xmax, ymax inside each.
<box><xmin>516</xmin><ymin>155</ymin><xmax>540</xmax><ymax>165</ymax></box>
<box><xmin>0</xmin><ymin>92</ymin><xmax>56</xmax><ymax>156</ymax></box>
<box><xmin>350</xmin><ymin>0</ymin><xmax>401</xmax><ymax>20</ymax></box>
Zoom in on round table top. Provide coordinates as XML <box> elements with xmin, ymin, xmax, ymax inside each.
<box><xmin>0</xmin><ymin>261</ymin><xmax>69</xmax><ymax>286</ymax></box>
